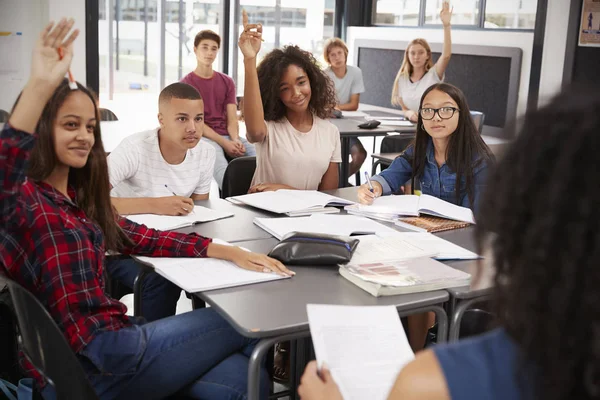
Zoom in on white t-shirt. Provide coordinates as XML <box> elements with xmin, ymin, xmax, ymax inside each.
<box><xmin>108</xmin><ymin>128</ymin><xmax>216</xmax><ymax>198</ymax></box>
<box><xmin>251</xmin><ymin>116</ymin><xmax>342</xmax><ymax>190</ymax></box>
<box><xmin>397</xmin><ymin>67</ymin><xmax>444</xmax><ymax>112</ymax></box>
<box><xmin>324</xmin><ymin>65</ymin><xmax>365</xmax><ymax>105</ymax></box>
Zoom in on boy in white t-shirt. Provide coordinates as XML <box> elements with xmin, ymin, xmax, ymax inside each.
<box><xmin>106</xmin><ymin>82</ymin><xmax>215</xmax><ymax>321</ymax></box>
<box><xmin>108</xmin><ymin>82</ymin><xmax>215</xmax><ymax>216</ymax></box>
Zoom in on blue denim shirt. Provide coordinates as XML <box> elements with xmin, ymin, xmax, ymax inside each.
<box><xmin>371</xmin><ymin>139</ymin><xmax>489</xmax><ymax>212</ymax></box>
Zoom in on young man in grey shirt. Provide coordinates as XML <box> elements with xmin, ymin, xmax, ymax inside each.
<box><xmin>324</xmin><ymin>38</ymin><xmax>367</xmax><ymax>180</ymax></box>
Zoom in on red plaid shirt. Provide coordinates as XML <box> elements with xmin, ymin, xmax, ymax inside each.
<box><xmin>0</xmin><ymin>125</ymin><xmax>212</xmax><ymax>384</ymax></box>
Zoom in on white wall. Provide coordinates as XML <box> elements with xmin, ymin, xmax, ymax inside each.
<box><xmin>0</xmin><ymin>0</ymin><xmax>85</xmax><ymax>112</ymax></box>
<box><xmin>346</xmin><ymin>26</ymin><xmax>534</xmax><ymax>118</ymax></box>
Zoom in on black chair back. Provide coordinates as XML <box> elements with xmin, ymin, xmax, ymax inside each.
<box><xmin>5</xmin><ymin>279</ymin><xmax>99</xmax><ymax>399</ymax></box>
<box><xmin>0</xmin><ymin>109</ymin><xmax>9</xmax><ymax>123</ymax></box>
<box><xmin>99</xmin><ymin>108</ymin><xmax>119</xmax><ymax>121</ymax></box>
<box><xmin>221</xmin><ymin>156</ymin><xmax>256</xmax><ymax>198</ymax></box>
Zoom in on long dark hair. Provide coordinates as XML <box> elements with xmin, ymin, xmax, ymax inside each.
<box><xmin>25</xmin><ymin>79</ymin><xmax>129</xmax><ymax>251</ymax></box>
<box><xmin>407</xmin><ymin>83</ymin><xmax>493</xmax><ymax>206</ymax></box>
<box><xmin>257</xmin><ymin>45</ymin><xmax>337</xmax><ymax>121</ymax></box>
<box><xmin>477</xmin><ymin>85</ymin><xmax>600</xmax><ymax>399</ymax></box>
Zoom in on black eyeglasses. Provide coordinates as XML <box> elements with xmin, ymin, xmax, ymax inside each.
<box><xmin>419</xmin><ymin>107</ymin><xmax>459</xmax><ymax>120</ymax></box>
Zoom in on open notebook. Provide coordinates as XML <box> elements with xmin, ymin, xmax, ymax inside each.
<box><xmin>228</xmin><ymin>190</ymin><xmax>354</xmax><ymax>215</ymax></box>
<box><xmin>346</xmin><ymin>194</ymin><xmax>475</xmax><ymax>224</ymax></box>
<box><xmin>125</xmin><ymin>206</ymin><xmax>234</xmax><ymax>231</ymax></box>
<box><xmin>308</xmin><ymin>305</ymin><xmax>414</xmax><ymax>400</ymax></box>
<box><xmin>253</xmin><ymin>214</ymin><xmax>398</xmax><ymax>240</ymax></box>
<box><xmin>134</xmin><ymin>240</ymin><xmax>290</xmax><ymax>292</ymax></box>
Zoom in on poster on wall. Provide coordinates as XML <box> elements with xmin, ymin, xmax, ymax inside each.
<box><xmin>579</xmin><ymin>0</ymin><xmax>600</xmax><ymax>46</ymax></box>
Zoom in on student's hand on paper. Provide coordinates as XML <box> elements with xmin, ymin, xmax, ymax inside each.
<box><xmin>357</xmin><ymin>181</ymin><xmax>383</xmax><ymax>205</ymax></box>
<box><xmin>152</xmin><ymin>196</ymin><xmax>194</xmax><ymax>216</ymax></box>
<box><xmin>298</xmin><ymin>361</ymin><xmax>343</xmax><ymax>400</ymax></box>
<box><xmin>222</xmin><ymin>139</ymin><xmax>245</xmax><ymax>158</ymax></box>
<box><xmin>238</xmin><ymin>9</ymin><xmax>262</xmax><ymax>60</ymax></box>
<box><xmin>31</xmin><ymin>18</ymin><xmax>79</xmax><ymax>91</ymax></box>
<box><xmin>248</xmin><ymin>183</ymin><xmax>293</xmax><ymax>193</ymax></box>
<box><xmin>230</xmin><ymin>248</ymin><xmax>295</xmax><ymax>277</ymax></box>
<box><xmin>405</xmin><ymin>110</ymin><xmax>418</xmax><ymax>122</ymax></box>
<box><xmin>440</xmin><ymin>1</ymin><xmax>453</xmax><ymax>27</ymax></box>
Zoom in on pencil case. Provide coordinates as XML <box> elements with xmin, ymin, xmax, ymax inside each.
<box><xmin>268</xmin><ymin>232</ymin><xmax>359</xmax><ymax>265</ymax></box>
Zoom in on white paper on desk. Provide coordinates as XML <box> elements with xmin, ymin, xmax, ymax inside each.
<box><xmin>230</xmin><ymin>190</ymin><xmax>353</xmax><ymax>214</ymax></box>
<box><xmin>341</xmin><ymin>111</ymin><xmax>368</xmax><ymax>118</ymax></box>
<box><xmin>135</xmin><ymin>239</ymin><xmax>289</xmax><ymax>292</ymax></box>
<box><xmin>125</xmin><ymin>206</ymin><xmax>233</xmax><ymax>230</ymax></box>
<box><xmin>253</xmin><ymin>214</ymin><xmax>397</xmax><ymax>239</ymax></box>
<box><xmin>307</xmin><ymin>304</ymin><xmax>414</xmax><ymax>400</ymax></box>
<box><xmin>379</xmin><ymin>120</ymin><xmax>414</xmax><ymax>127</ymax></box>
<box><xmin>350</xmin><ymin>234</ymin><xmax>439</xmax><ymax>264</ymax></box>
<box><xmin>418</xmin><ymin>195</ymin><xmax>475</xmax><ymax>224</ymax></box>
<box><xmin>376</xmin><ymin>231</ymin><xmax>480</xmax><ymax>260</ymax></box>
<box><xmin>358</xmin><ymin>195</ymin><xmax>420</xmax><ymax>216</ymax></box>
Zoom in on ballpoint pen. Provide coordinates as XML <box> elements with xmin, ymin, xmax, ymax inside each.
<box><xmin>164</xmin><ymin>184</ymin><xmax>195</xmax><ymax>214</ymax></box>
<box><xmin>364</xmin><ymin>171</ymin><xmax>374</xmax><ymax>193</ymax></box>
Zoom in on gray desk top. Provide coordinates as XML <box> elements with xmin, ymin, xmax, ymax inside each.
<box><xmin>174</xmin><ymin>198</ymin><xmax>277</xmax><ymax>243</ymax></box>
<box><xmin>330</xmin><ymin>118</ymin><xmax>415</xmax><ymax>135</ymax></box>
<box><xmin>197</xmin><ymin>237</ymin><xmax>449</xmax><ymax>338</ymax></box>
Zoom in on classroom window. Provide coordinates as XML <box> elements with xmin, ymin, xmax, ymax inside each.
<box><xmin>484</xmin><ymin>0</ymin><xmax>538</xmax><ymax>29</ymax></box>
<box><xmin>373</xmin><ymin>0</ymin><xmax>420</xmax><ymax>26</ymax></box>
<box><xmin>425</xmin><ymin>0</ymin><xmax>479</xmax><ymax>26</ymax></box>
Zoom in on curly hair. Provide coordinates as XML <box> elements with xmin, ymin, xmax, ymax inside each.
<box><xmin>257</xmin><ymin>45</ymin><xmax>337</xmax><ymax>121</ymax></box>
<box><xmin>476</xmin><ymin>85</ymin><xmax>600</xmax><ymax>400</ymax></box>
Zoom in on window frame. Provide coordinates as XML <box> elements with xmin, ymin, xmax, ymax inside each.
<box><xmin>372</xmin><ymin>0</ymin><xmax>537</xmax><ymax>32</ymax></box>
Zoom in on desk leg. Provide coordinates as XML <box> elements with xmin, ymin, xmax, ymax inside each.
<box><xmin>398</xmin><ymin>304</ymin><xmax>448</xmax><ymax>343</ymax></box>
<box><xmin>339</xmin><ymin>136</ymin><xmax>351</xmax><ymax>188</ymax></box>
<box><xmin>448</xmin><ymin>295</ymin><xmax>492</xmax><ymax>342</ymax></box>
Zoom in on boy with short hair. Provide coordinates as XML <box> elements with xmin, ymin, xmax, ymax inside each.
<box><xmin>181</xmin><ymin>30</ymin><xmax>255</xmax><ymax>189</ymax></box>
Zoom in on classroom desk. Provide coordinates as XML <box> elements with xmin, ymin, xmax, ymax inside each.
<box><xmin>195</xmin><ymin>237</ymin><xmax>449</xmax><ymax>400</ymax></box>
<box><xmin>173</xmin><ymin>198</ymin><xmax>278</xmax><ymax>243</ymax></box>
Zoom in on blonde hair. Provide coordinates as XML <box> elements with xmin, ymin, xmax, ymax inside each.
<box><xmin>323</xmin><ymin>37</ymin><xmax>349</xmax><ymax>65</ymax></box>
<box><xmin>391</xmin><ymin>38</ymin><xmax>434</xmax><ymax>106</ymax></box>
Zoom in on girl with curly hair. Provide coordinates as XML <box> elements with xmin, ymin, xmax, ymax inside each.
<box><xmin>299</xmin><ymin>85</ymin><xmax>600</xmax><ymax>399</ymax></box>
<box><xmin>239</xmin><ymin>10</ymin><xmax>341</xmax><ymax>193</ymax></box>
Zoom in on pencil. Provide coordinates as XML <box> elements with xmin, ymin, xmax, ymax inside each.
<box><xmin>57</xmin><ymin>47</ymin><xmax>78</xmax><ymax>90</ymax></box>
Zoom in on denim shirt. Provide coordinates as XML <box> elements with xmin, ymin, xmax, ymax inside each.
<box><xmin>371</xmin><ymin>139</ymin><xmax>489</xmax><ymax>212</ymax></box>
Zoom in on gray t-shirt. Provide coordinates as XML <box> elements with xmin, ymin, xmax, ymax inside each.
<box><xmin>325</xmin><ymin>65</ymin><xmax>365</xmax><ymax>105</ymax></box>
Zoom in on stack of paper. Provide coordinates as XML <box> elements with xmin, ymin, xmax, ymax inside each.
<box><xmin>346</xmin><ymin>194</ymin><xmax>475</xmax><ymax>224</ymax></box>
<box><xmin>228</xmin><ymin>190</ymin><xmax>354</xmax><ymax>216</ymax></box>
<box><xmin>307</xmin><ymin>304</ymin><xmax>414</xmax><ymax>400</ymax></box>
<box><xmin>134</xmin><ymin>240</ymin><xmax>290</xmax><ymax>292</ymax></box>
<box><xmin>125</xmin><ymin>205</ymin><xmax>233</xmax><ymax>230</ymax></box>
<box><xmin>253</xmin><ymin>214</ymin><xmax>398</xmax><ymax>240</ymax></box>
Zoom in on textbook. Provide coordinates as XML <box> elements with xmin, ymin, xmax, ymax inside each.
<box><xmin>346</xmin><ymin>194</ymin><xmax>475</xmax><ymax>224</ymax></box>
<box><xmin>253</xmin><ymin>214</ymin><xmax>398</xmax><ymax>240</ymax></box>
<box><xmin>307</xmin><ymin>304</ymin><xmax>414</xmax><ymax>400</ymax></box>
<box><xmin>134</xmin><ymin>240</ymin><xmax>290</xmax><ymax>292</ymax></box>
<box><xmin>339</xmin><ymin>256</ymin><xmax>471</xmax><ymax>297</ymax></box>
<box><xmin>125</xmin><ymin>206</ymin><xmax>234</xmax><ymax>231</ymax></box>
<box><xmin>228</xmin><ymin>190</ymin><xmax>354</xmax><ymax>215</ymax></box>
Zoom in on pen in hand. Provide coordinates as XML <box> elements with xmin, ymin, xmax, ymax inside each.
<box><xmin>364</xmin><ymin>172</ymin><xmax>375</xmax><ymax>194</ymax></box>
<box><xmin>164</xmin><ymin>184</ymin><xmax>195</xmax><ymax>214</ymax></box>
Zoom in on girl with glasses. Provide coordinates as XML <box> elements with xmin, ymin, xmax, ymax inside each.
<box><xmin>391</xmin><ymin>1</ymin><xmax>453</xmax><ymax>123</ymax></box>
<box><xmin>358</xmin><ymin>82</ymin><xmax>494</xmax><ymax>351</ymax></box>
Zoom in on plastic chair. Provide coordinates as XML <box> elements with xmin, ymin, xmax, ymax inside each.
<box><xmin>99</xmin><ymin>108</ymin><xmax>119</xmax><ymax>121</ymax></box>
<box><xmin>5</xmin><ymin>278</ymin><xmax>99</xmax><ymax>400</ymax></box>
<box><xmin>221</xmin><ymin>156</ymin><xmax>256</xmax><ymax>198</ymax></box>
<box><xmin>371</xmin><ymin>135</ymin><xmax>414</xmax><ymax>175</ymax></box>
<box><xmin>470</xmin><ymin>111</ymin><xmax>485</xmax><ymax>134</ymax></box>
<box><xmin>0</xmin><ymin>109</ymin><xmax>9</xmax><ymax>123</ymax></box>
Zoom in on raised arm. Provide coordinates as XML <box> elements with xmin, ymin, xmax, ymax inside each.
<box><xmin>435</xmin><ymin>1</ymin><xmax>453</xmax><ymax>79</ymax></box>
<box><xmin>239</xmin><ymin>9</ymin><xmax>268</xmax><ymax>143</ymax></box>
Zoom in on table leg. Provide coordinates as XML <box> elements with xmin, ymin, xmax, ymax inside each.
<box><xmin>339</xmin><ymin>136</ymin><xmax>351</xmax><ymax>188</ymax></box>
<box><xmin>448</xmin><ymin>295</ymin><xmax>492</xmax><ymax>342</ymax></box>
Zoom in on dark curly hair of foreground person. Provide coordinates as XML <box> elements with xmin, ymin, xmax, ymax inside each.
<box><xmin>476</xmin><ymin>85</ymin><xmax>600</xmax><ymax>400</ymax></box>
<box><xmin>257</xmin><ymin>45</ymin><xmax>337</xmax><ymax>121</ymax></box>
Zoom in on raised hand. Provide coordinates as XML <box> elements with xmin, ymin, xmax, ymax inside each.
<box><xmin>31</xmin><ymin>18</ymin><xmax>79</xmax><ymax>90</ymax></box>
<box><xmin>238</xmin><ymin>9</ymin><xmax>262</xmax><ymax>60</ymax></box>
<box><xmin>440</xmin><ymin>1</ymin><xmax>453</xmax><ymax>27</ymax></box>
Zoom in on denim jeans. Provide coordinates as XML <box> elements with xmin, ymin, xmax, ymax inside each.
<box><xmin>42</xmin><ymin>308</ymin><xmax>269</xmax><ymax>400</ymax></box>
<box><xmin>203</xmin><ymin>136</ymin><xmax>256</xmax><ymax>189</ymax></box>
<box><xmin>105</xmin><ymin>256</ymin><xmax>181</xmax><ymax>322</ymax></box>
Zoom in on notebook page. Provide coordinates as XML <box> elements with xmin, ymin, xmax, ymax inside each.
<box><xmin>125</xmin><ymin>206</ymin><xmax>233</xmax><ymax>230</ymax></box>
<box><xmin>398</xmin><ymin>232</ymin><xmax>480</xmax><ymax>260</ymax></box>
<box><xmin>276</xmin><ymin>190</ymin><xmax>355</xmax><ymax>207</ymax></box>
<box><xmin>307</xmin><ymin>305</ymin><xmax>414</xmax><ymax>400</ymax></box>
<box><xmin>350</xmin><ymin>234</ymin><xmax>439</xmax><ymax>264</ymax></box>
<box><xmin>417</xmin><ymin>195</ymin><xmax>475</xmax><ymax>224</ymax></box>
<box><xmin>357</xmin><ymin>195</ymin><xmax>420</xmax><ymax>216</ymax></box>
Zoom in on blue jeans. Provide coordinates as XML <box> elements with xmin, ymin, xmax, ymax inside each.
<box><xmin>203</xmin><ymin>136</ymin><xmax>256</xmax><ymax>189</ymax></box>
<box><xmin>43</xmin><ymin>308</ymin><xmax>269</xmax><ymax>400</ymax></box>
<box><xmin>105</xmin><ymin>256</ymin><xmax>181</xmax><ymax>322</ymax></box>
